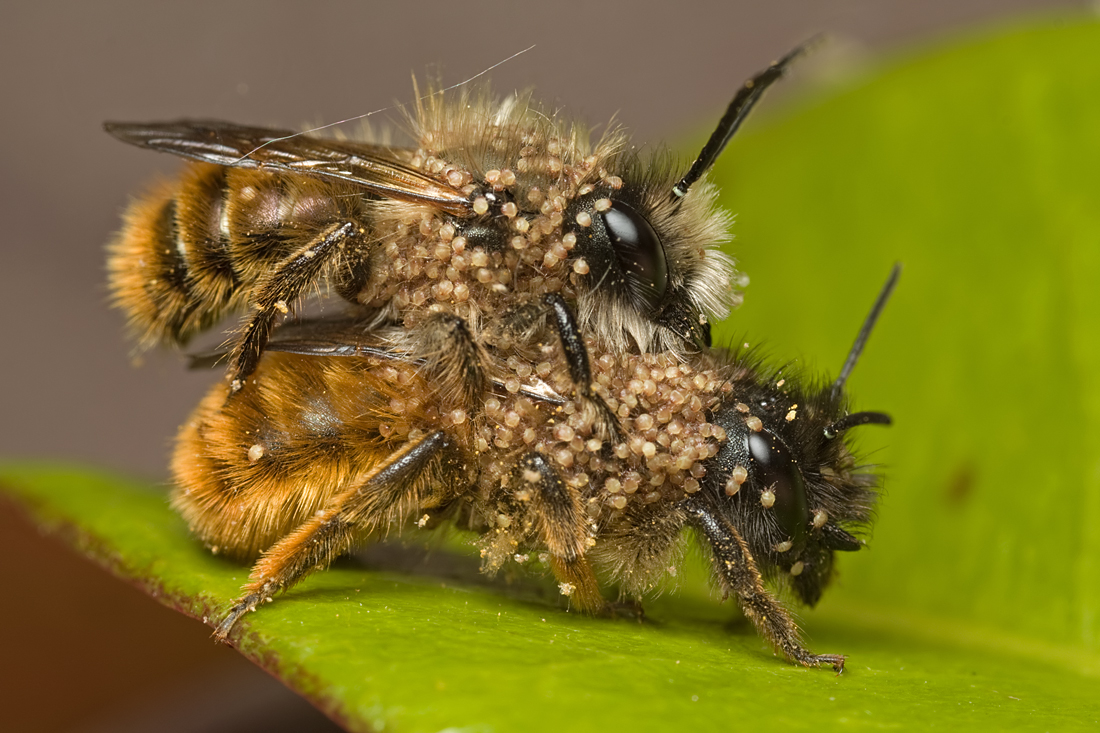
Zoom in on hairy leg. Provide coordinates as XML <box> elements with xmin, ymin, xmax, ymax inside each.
<box><xmin>215</xmin><ymin>429</ymin><xmax>464</xmax><ymax>640</ymax></box>
<box><xmin>687</xmin><ymin>498</ymin><xmax>846</xmax><ymax>673</ymax></box>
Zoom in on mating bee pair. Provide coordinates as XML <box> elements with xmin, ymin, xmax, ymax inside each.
<box><xmin>107</xmin><ymin>43</ymin><xmax>893</xmax><ymax>672</ymax></box>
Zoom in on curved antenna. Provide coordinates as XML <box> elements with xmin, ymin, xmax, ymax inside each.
<box><xmin>823</xmin><ymin>411</ymin><xmax>892</xmax><ymax>439</ymax></box>
<box><xmin>831</xmin><ymin>263</ymin><xmax>901</xmax><ymax>401</ymax></box>
<box><xmin>671</xmin><ymin>39</ymin><xmax>816</xmax><ymax>200</ymax></box>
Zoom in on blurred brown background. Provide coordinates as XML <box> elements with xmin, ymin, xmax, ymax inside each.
<box><xmin>0</xmin><ymin>1</ymin><xmax>1084</xmax><ymax>730</ymax></box>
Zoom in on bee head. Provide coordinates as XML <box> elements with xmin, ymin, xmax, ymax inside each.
<box><xmin>566</xmin><ymin>180</ymin><xmax>728</xmax><ymax>352</ymax></box>
<box><xmin>704</xmin><ymin>375</ymin><xmax>888</xmax><ymax>605</ymax></box>
<box><xmin>701</xmin><ymin>265</ymin><xmax>898</xmax><ymax>605</ymax></box>
<box><xmin>566</xmin><ymin>45</ymin><xmax>813</xmax><ymax>356</ymax></box>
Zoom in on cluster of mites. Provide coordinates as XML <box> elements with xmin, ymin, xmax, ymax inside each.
<box><xmin>360</xmin><ymin>142</ymin><xmax>623</xmax><ymax>314</ymax></box>
<box><xmin>349</xmin><ymin>345</ymin><xmax>763</xmax><ymax>531</ymax></box>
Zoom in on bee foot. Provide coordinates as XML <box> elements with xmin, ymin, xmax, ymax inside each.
<box><xmin>213</xmin><ymin>592</ymin><xmax>264</xmax><ymax>642</ymax></box>
<box><xmin>808</xmin><ymin>653</ymin><xmax>846</xmax><ymax>675</ymax></box>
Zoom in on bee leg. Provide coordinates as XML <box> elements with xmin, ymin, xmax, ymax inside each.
<box><xmin>413</xmin><ymin>313</ymin><xmax>489</xmax><ymax>413</ymax></box>
<box><xmin>228</xmin><ymin>220</ymin><xmax>358</xmax><ymax>396</ymax></box>
<box><xmin>540</xmin><ymin>294</ymin><xmax>621</xmax><ymax>443</ymax></box>
<box><xmin>550</xmin><ymin>555</ymin><xmax>604</xmax><ymax>613</ymax></box>
<box><xmin>686</xmin><ymin>499</ymin><xmax>846</xmax><ymax>674</ymax></box>
<box><xmin>512</xmin><ymin>453</ymin><xmax>606</xmax><ymax>613</ymax></box>
<box><xmin>214</xmin><ymin>429</ymin><xmax>462</xmax><ymax>641</ymax></box>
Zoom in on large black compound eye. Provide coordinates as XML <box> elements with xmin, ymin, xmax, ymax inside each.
<box><xmin>747</xmin><ymin>429</ymin><xmax>809</xmax><ymax>545</ymax></box>
<box><xmin>599</xmin><ymin>200</ymin><xmax>668</xmax><ymax>312</ymax></box>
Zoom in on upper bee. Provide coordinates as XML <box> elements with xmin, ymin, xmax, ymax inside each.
<box><xmin>106</xmin><ymin>47</ymin><xmax>803</xmax><ymax>393</ymax></box>
<box><xmin>107</xmin><ymin>88</ymin><xmax>737</xmax><ymax>357</ymax></box>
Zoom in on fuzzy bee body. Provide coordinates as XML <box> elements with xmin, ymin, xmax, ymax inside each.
<box><xmin>108</xmin><ymin>45</ymin><xmax>894</xmax><ymax>671</ymax></box>
<box><xmin>107</xmin><ymin>86</ymin><xmax>739</xmax><ymax>396</ymax></box>
<box><xmin>173</xmin><ymin>314</ymin><xmax>887</xmax><ymax>671</ymax></box>
<box><xmin>109</xmin><ymin>162</ymin><xmax>370</xmax><ymax>347</ymax></box>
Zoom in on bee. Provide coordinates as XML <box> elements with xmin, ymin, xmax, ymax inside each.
<box><xmin>105</xmin><ymin>46</ymin><xmax>807</xmax><ymax>411</ymax></box>
<box><xmin>173</xmin><ymin>265</ymin><xmax>897</xmax><ymax>673</ymax></box>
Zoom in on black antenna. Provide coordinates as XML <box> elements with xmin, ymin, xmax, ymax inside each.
<box><xmin>831</xmin><ymin>263</ymin><xmax>901</xmax><ymax>401</ymax></box>
<box><xmin>823</xmin><ymin>411</ymin><xmax>892</xmax><ymax>439</ymax></box>
<box><xmin>671</xmin><ymin>39</ymin><xmax>815</xmax><ymax>200</ymax></box>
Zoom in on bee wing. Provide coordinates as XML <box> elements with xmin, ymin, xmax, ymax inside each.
<box><xmin>188</xmin><ymin>318</ymin><xmax>566</xmax><ymax>405</ymax></box>
<box><xmin>260</xmin><ymin>319</ymin><xmax>412</xmax><ymax>360</ymax></box>
<box><xmin>104</xmin><ymin>120</ymin><xmax>474</xmax><ymax>216</ymax></box>
<box><xmin>187</xmin><ymin>319</ymin><xmax>408</xmax><ymax>369</ymax></box>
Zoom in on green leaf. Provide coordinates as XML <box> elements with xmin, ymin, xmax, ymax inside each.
<box><xmin>4</xmin><ymin>462</ymin><xmax>1097</xmax><ymax>731</ymax></box>
<box><xmin>5</xmin><ymin>17</ymin><xmax>1100</xmax><ymax>732</ymax></box>
<box><xmin>713</xmin><ymin>15</ymin><xmax>1100</xmax><ymax>658</ymax></box>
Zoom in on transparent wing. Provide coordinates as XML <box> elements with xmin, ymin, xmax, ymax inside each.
<box><xmin>187</xmin><ymin>319</ymin><xmax>406</xmax><ymax>369</ymax></box>
<box><xmin>105</xmin><ymin>120</ymin><xmax>474</xmax><ymax>216</ymax></box>
<box><xmin>188</xmin><ymin>318</ymin><xmax>566</xmax><ymax>405</ymax></box>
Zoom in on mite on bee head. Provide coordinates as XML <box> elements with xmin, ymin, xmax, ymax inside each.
<box><xmin>172</xmin><ymin>265</ymin><xmax>898</xmax><ymax>673</ymax></box>
<box><xmin>105</xmin><ymin>45</ymin><xmax>807</xmax><ymax>406</ymax></box>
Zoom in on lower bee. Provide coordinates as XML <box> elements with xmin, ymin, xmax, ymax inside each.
<box><xmin>173</xmin><ymin>266</ymin><xmax>898</xmax><ymax>673</ymax></box>
<box><xmin>106</xmin><ymin>46</ymin><xmax>808</xmax><ymax>399</ymax></box>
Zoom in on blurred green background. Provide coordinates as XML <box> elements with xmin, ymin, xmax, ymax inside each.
<box><xmin>715</xmin><ymin>18</ymin><xmax>1100</xmax><ymax>661</ymax></box>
